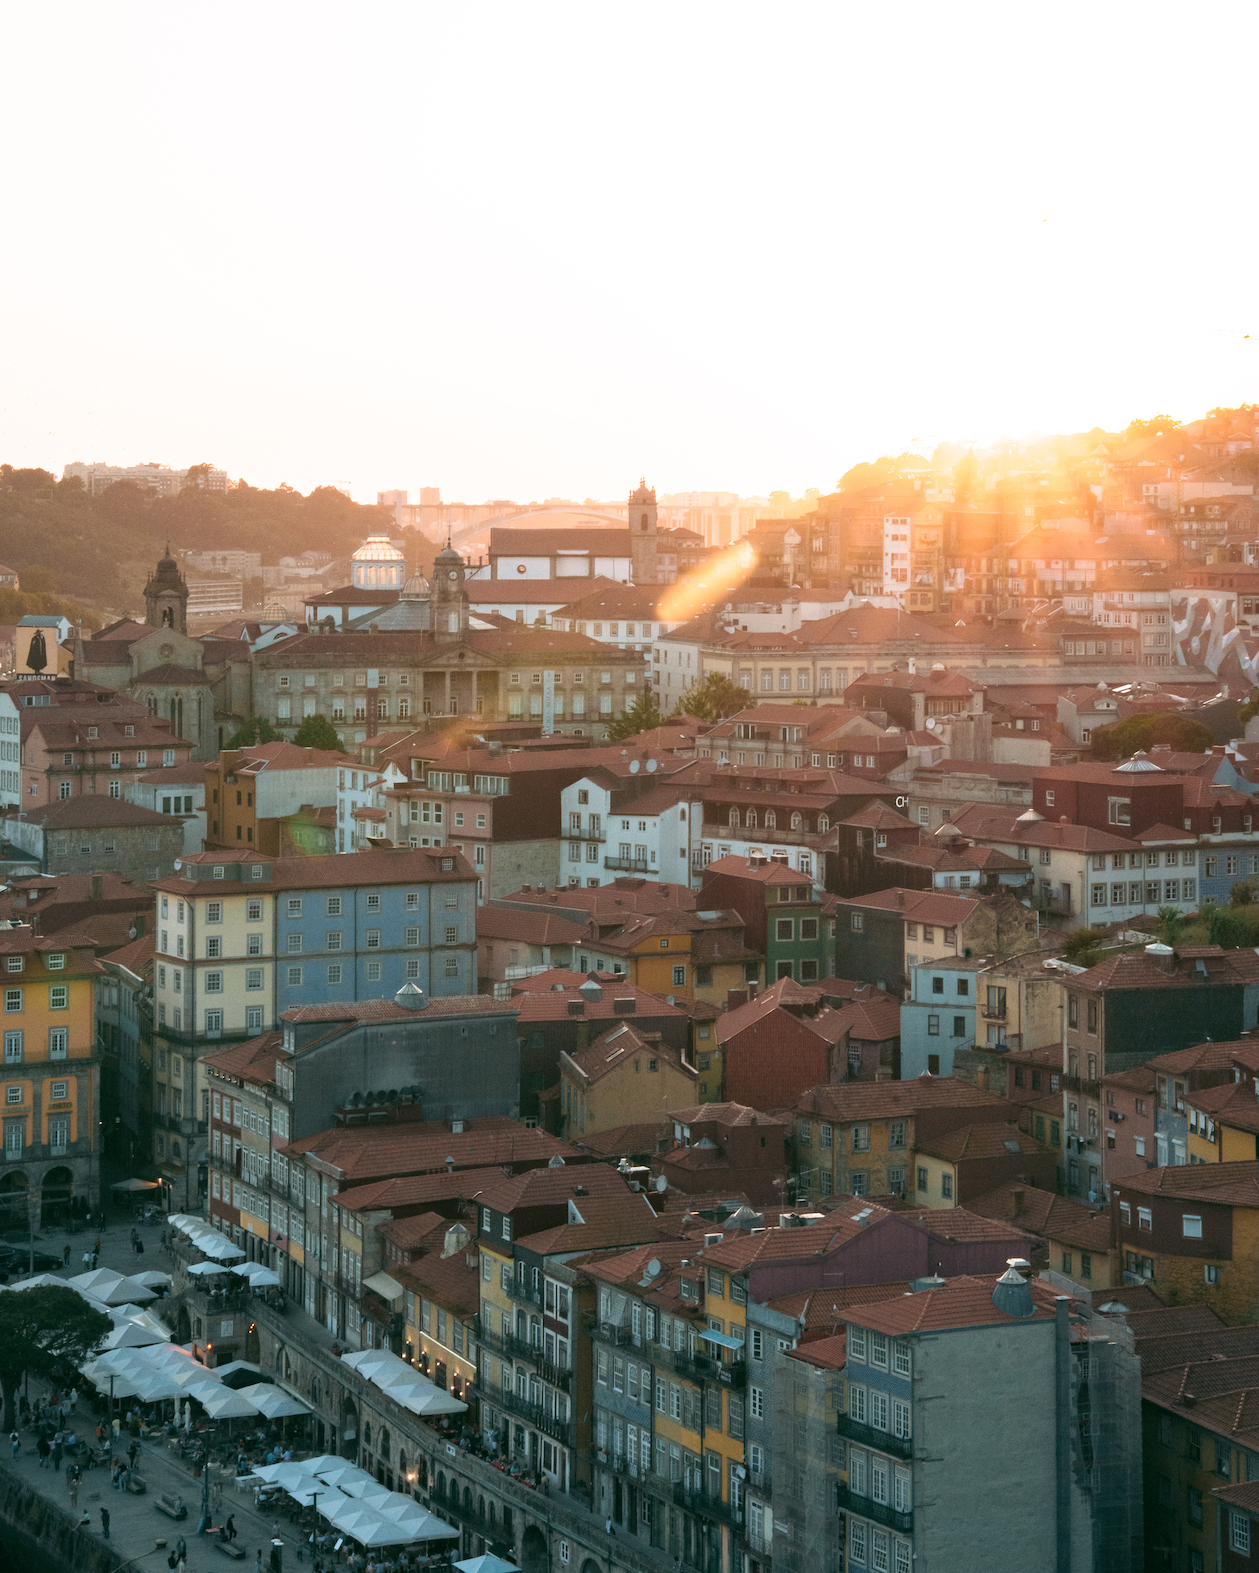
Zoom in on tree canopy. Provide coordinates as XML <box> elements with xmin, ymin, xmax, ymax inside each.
<box><xmin>836</xmin><ymin>453</ymin><xmax>929</xmax><ymax>493</ymax></box>
<box><xmin>671</xmin><ymin>672</ymin><xmax>748</xmax><ymax>723</ymax></box>
<box><xmin>1123</xmin><ymin>414</ymin><xmax>1180</xmax><ymax>442</ymax></box>
<box><xmin>1061</xmin><ymin>925</ymin><xmax>1107</xmax><ymax>970</ymax></box>
<box><xmin>1090</xmin><ymin>712</ymin><xmax>1214</xmax><ymax>761</ymax></box>
<box><xmin>227</xmin><ymin>715</ymin><xmax>282</xmax><ymax>749</ymax></box>
<box><xmin>607</xmin><ymin>691</ymin><xmax>662</xmax><ymax>742</ymax></box>
<box><xmin>0</xmin><ymin>1286</ymin><xmax>110</xmax><ymax>1430</ymax></box>
<box><xmin>292</xmin><ymin>714</ymin><xmax>346</xmax><ymax>752</ymax></box>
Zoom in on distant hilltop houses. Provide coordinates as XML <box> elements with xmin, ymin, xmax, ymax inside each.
<box><xmin>61</xmin><ymin>460</ymin><xmax>229</xmax><ymax>495</ymax></box>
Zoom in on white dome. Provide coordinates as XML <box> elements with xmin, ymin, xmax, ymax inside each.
<box><xmin>352</xmin><ymin>533</ymin><xmax>405</xmax><ymax>563</ymax></box>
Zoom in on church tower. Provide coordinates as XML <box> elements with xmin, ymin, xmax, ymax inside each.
<box><xmin>629</xmin><ymin>479</ymin><xmax>658</xmax><ymax>586</ymax></box>
<box><xmin>144</xmin><ymin>547</ymin><xmax>189</xmax><ymax>633</ymax></box>
<box><xmin>432</xmin><ymin>540</ymin><xmax>469</xmax><ymax>644</ymax></box>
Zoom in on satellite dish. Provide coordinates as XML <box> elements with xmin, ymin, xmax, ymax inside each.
<box><xmin>646</xmin><ymin>1258</ymin><xmax>662</xmax><ymax>1279</ymax></box>
<box><xmin>654</xmin><ymin>1174</ymin><xmax>668</xmax><ymax>1192</ymax></box>
<box><xmin>646</xmin><ymin>759</ymin><xmax>658</xmax><ymax>773</ymax></box>
<box><xmin>629</xmin><ymin>760</ymin><xmax>640</xmax><ymax>774</ymax></box>
<box><xmin>925</xmin><ymin>718</ymin><xmax>936</xmax><ymax>730</ymax></box>
<box><xmin>173</xmin><ymin>859</ymin><xmax>182</xmax><ymax>870</ymax></box>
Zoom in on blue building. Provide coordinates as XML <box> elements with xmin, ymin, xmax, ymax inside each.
<box><xmin>274</xmin><ymin>846</ymin><xmax>478</xmax><ymax>1007</ymax></box>
<box><xmin>899</xmin><ymin>958</ymin><xmax>983</xmax><ymax>1078</ymax></box>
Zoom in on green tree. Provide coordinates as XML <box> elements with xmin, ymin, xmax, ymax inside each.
<box><xmin>1157</xmin><ymin>905</ymin><xmax>1183</xmax><ymax>946</ymax></box>
<box><xmin>227</xmin><ymin>715</ymin><xmax>282</xmax><ymax>748</ymax></box>
<box><xmin>1062</xmin><ymin>925</ymin><xmax>1107</xmax><ymax>969</ymax></box>
<box><xmin>607</xmin><ymin>691</ymin><xmax>662</xmax><ymax>742</ymax></box>
<box><xmin>184</xmin><ymin>462</ymin><xmax>216</xmax><ymax>490</ymax></box>
<box><xmin>836</xmin><ymin>453</ymin><xmax>929</xmax><ymax>492</ymax></box>
<box><xmin>292</xmin><ymin>714</ymin><xmax>346</xmax><ymax>752</ymax></box>
<box><xmin>0</xmin><ymin>1286</ymin><xmax>110</xmax><ymax>1430</ymax></box>
<box><xmin>1090</xmin><ymin>712</ymin><xmax>1214</xmax><ymax>761</ymax></box>
<box><xmin>672</xmin><ymin>673</ymin><xmax>748</xmax><ymax>723</ymax></box>
<box><xmin>1239</xmin><ymin>690</ymin><xmax>1259</xmax><ymax>728</ymax></box>
<box><xmin>1232</xmin><ymin>879</ymin><xmax>1258</xmax><ymax>907</ymax></box>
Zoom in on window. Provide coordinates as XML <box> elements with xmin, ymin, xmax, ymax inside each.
<box><xmin>204</xmin><ymin>971</ymin><xmax>223</xmax><ymax>993</ymax></box>
<box><xmin>1183</xmin><ymin>1214</ymin><xmax>1203</xmax><ymax>1238</ymax></box>
<box><xmin>927</xmin><ymin>1014</ymin><xmax>939</xmax><ymax>1036</ymax></box>
<box><xmin>48</xmin><ymin>985</ymin><xmax>67</xmax><ymax>1011</ymax></box>
<box><xmin>1138</xmin><ymin>1207</ymin><xmax>1152</xmax><ymax>1230</ymax></box>
<box><xmin>246</xmin><ymin>968</ymin><xmax>263</xmax><ymax>991</ymax></box>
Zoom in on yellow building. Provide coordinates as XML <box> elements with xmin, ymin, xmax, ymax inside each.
<box><xmin>0</xmin><ymin>924</ymin><xmax>102</xmax><ymax>1227</ymax></box>
<box><xmin>560</xmin><ymin>1022</ymin><xmax>698</xmax><ymax>1141</ymax></box>
<box><xmin>911</xmin><ymin>1122</ymin><xmax>1057</xmax><ymax>1210</ymax></box>
<box><xmin>588</xmin><ymin>911</ymin><xmax>759</xmax><ymax>1008</ymax></box>
<box><xmin>1186</xmin><ymin>1082</ymin><xmax>1259</xmax><ymax>1165</ymax></box>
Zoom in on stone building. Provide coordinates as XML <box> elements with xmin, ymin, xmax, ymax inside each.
<box><xmin>6</xmin><ymin>796</ymin><xmax>187</xmax><ymax>884</ymax></box>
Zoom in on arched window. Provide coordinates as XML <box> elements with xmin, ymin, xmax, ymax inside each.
<box><xmin>791</xmin><ymin>812</ymin><xmax>803</xmax><ymax>831</ymax></box>
<box><xmin>764</xmin><ymin>810</ymin><xmax>776</xmax><ymax>829</ymax></box>
<box><xmin>275</xmin><ymin>1347</ymin><xmax>284</xmax><ymax>1372</ymax></box>
<box><xmin>679</xmin><ymin>807</ymin><xmax>686</xmax><ymax>822</ymax></box>
<box><xmin>379</xmin><ymin>1427</ymin><xmax>391</xmax><ymax>1463</ymax></box>
<box><xmin>745</xmin><ymin>809</ymin><xmax>757</xmax><ymax>829</ymax></box>
<box><xmin>818</xmin><ymin>816</ymin><xmax>829</xmax><ymax>833</ymax></box>
<box><xmin>728</xmin><ymin>808</ymin><xmax>739</xmax><ymax>828</ymax></box>
<box><xmin>363</xmin><ymin>1422</ymin><xmax>372</xmax><ymax>1450</ymax></box>
<box><xmin>641</xmin><ymin>514</ymin><xmax>649</xmax><ymax>530</ymax></box>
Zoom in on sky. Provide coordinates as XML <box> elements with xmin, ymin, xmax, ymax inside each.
<box><xmin>3</xmin><ymin>3</ymin><xmax>1258</xmax><ymax>506</ymax></box>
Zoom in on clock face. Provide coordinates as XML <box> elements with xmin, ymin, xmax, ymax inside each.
<box><xmin>448</xmin><ymin>570</ymin><xmax>458</xmax><ymax>580</ymax></box>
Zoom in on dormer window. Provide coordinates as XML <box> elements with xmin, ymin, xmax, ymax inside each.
<box><xmin>213</xmin><ymin>866</ymin><xmax>225</xmax><ymax>880</ymax></box>
<box><xmin>45</xmin><ymin>954</ymin><xmax>65</xmax><ymax>970</ymax></box>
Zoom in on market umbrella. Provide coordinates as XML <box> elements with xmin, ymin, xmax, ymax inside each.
<box><xmin>201</xmin><ymin>1388</ymin><xmax>261</xmax><ymax>1419</ymax></box>
<box><xmin>297</xmin><ymin>1455</ymin><xmax>346</xmax><ymax>1478</ymax></box>
<box><xmin>66</xmin><ymin>1268</ymin><xmax>125</xmax><ymax>1295</ymax></box>
<box><xmin>239</xmin><ymin>1384</ymin><xmax>310</xmax><ymax>1418</ymax></box>
<box><xmin>198</xmin><ymin>1236</ymin><xmax>246</xmax><ymax>1261</ymax></box>
<box><xmin>102</xmin><ymin>1320</ymin><xmax>167</xmax><ymax>1351</ymax></box>
<box><xmin>130</xmin><ymin>1271</ymin><xmax>173</xmax><ymax>1290</ymax></box>
<box><xmin>98</xmin><ymin>1278</ymin><xmax>157</xmax><ymax>1306</ymax></box>
<box><xmin>340</xmin><ymin>1477</ymin><xmax>394</xmax><ymax>1501</ymax></box>
<box><xmin>231</xmin><ymin>1264</ymin><xmax>281</xmax><ymax>1287</ymax></box>
<box><xmin>186</xmin><ymin>1260</ymin><xmax>231</xmax><ymax>1277</ymax></box>
<box><xmin>404</xmin><ymin>1511</ymin><xmax>459</xmax><ymax>1542</ymax></box>
<box><xmin>456</xmin><ymin>1553</ymin><xmax>520</xmax><ymax>1573</ymax></box>
<box><xmin>313</xmin><ymin>1463</ymin><xmax>377</xmax><ymax>1491</ymax></box>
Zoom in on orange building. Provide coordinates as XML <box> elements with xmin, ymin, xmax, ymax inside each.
<box><xmin>0</xmin><ymin>921</ymin><xmax>103</xmax><ymax>1230</ymax></box>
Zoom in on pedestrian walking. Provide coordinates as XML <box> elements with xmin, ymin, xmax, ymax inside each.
<box><xmin>255</xmin><ymin>1551</ymin><xmax>264</xmax><ymax>1573</ymax></box>
<box><xmin>92</xmin><ymin>1235</ymin><xmax>100</xmax><ymax>1256</ymax></box>
<box><xmin>605</xmin><ymin>1516</ymin><xmax>615</xmax><ymax>1536</ymax></box>
<box><xmin>51</xmin><ymin>1441</ymin><xmax>62</xmax><ymax>1471</ymax></box>
<box><xmin>175</xmin><ymin>1535</ymin><xmax>187</xmax><ymax>1562</ymax></box>
<box><xmin>9</xmin><ymin>1430</ymin><xmax>19</xmax><ymax>1460</ymax></box>
<box><xmin>81</xmin><ymin>1251</ymin><xmax>92</xmax><ymax>1270</ymax></box>
<box><xmin>136</xmin><ymin>1239</ymin><xmax>145</xmax><ymax>1257</ymax></box>
<box><xmin>62</xmin><ymin>1244</ymin><xmax>70</xmax><ymax>1267</ymax></box>
<box><xmin>128</xmin><ymin>1440</ymin><xmax>139</xmax><ymax>1468</ymax></box>
<box><xmin>100</xmin><ymin>1507</ymin><xmax>110</xmax><ymax>1539</ymax></box>
<box><xmin>225</xmin><ymin>1514</ymin><xmax>237</xmax><ymax>1543</ymax></box>
<box><xmin>69</xmin><ymin>1476</ymin><xmax>78</xmax><ymax>1509</ymax></box>
<box><xmin>36</xmin><ymin>1436</ymin><xmax>49</xmax><ymax>1469</ymax></box>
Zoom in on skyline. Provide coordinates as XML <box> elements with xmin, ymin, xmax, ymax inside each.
<box><xmin>3</xmin><ymin>5</ymin><xmax>1257</xmax><ymax>505</ymax></box>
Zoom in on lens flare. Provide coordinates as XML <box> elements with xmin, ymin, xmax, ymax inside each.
<box><xmin>659</xmin><ymin>539</ymin><xmax>757</xmax><ymax>626</ymax></box>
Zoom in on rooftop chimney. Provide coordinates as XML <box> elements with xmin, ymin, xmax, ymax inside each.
<box><xmin>1011</xmin><ymin>1186</ymin><xmax>1025</xmax><ymax>1216</ymax></box>
<box><xmin>991</xmin><ymin>1260</ymin><xmax>1036</xmax><ymax>1320</ymax></box>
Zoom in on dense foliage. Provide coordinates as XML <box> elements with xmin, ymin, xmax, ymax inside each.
<box><xmin>0</xmin><ymin>1285</ymin><xmax>110</xmax><ymax>1430</ymax></box>
<box><xmin>1089</xmin><ymin>712</ymin><xmax>1214</xmax><ymax>761</ymax></box>
<box><xmin>607</xmin><ymin>691</ymin><xmax>662</xmax><ymax>742</ymax></box>
<box><xmin>0</xmin><ymin>463</ymin><xmax>395</xmax><ymax>619</ymax></box>
<box><xmin>292</xmin><ymin>714</ymin><xmax>346</xmax><ymax>752</ymax></box>
<box><xmin>671</xmin><ymin>672</ymin><xmax>748</xmax><ymax>722</ymax></box>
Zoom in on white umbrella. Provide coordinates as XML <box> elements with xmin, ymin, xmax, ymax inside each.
<box><xmin>199</xmin><ymin>1237</ymin><xmax>246</xmax><ymax>1262</ymax></box>
<box><xmin>314</xmin><ymin>1463</ymin><xmax>377</xmax><ymax>1491</ymax></box>
<box><xmin>403</xmin><ymin>1511</ymin><xmax>459</xmax><ymax>1542</ymax></box>
<box><xmin>213</xmin><ymin>1360</ymin><xmax>262</xmax><ymax>1381</ymax></box>
<box><xmin>202</xmin><ymin>1388</ymin><xmax>261</xmax><ymax>1419</ymax></box>
<box><xmin>456</xmin><ymin>1555</ymin><xmax>520</xmax><ymax>1573</ymax></box>
<box><xmin>327</xmin><ymin>1500</ymin><xmax>391</xmax><ymax>1535</ymax></box>
<box><xmin>130</xmin><ymin>1371</ymin><xmax>187</xmax><ymax>1403</ymax></box>
<box><xmin>296</xmin><ymin>1454</ymin><xmax>346</xmax><ymax>1478</ymax></box>
<box><xmin>340</xmin><ymin>1477</ymin><xmax>394</xmax><ymax>1501</ymax></box>
<box><xmin>102</xmin><ymin>1321</ymin><xmax>166</xmax><ymax>1351</ymax></box>
<box><xmin>10</xmin><ymin>1273</ymin><xmax>70</xmax><ymax>1290</ymax></box>
<box><xmin>238</xmin><ymin>1384</ymin><xmax>310</xmax><ymax>1418</ymax></box>
<box><xmin>392</xmin><ymin>1385</ymin><xmax>467</xmax><ymax>1417</ymax></box>
<box><xmin>230</xmin><ymin>1263</ymin><xmax>281</xmax><ymax>1287</ymax></box>
<box><xmin>130</xmin><ymin>1270</ymin><xmax>172</xmax><ymax>1290</ymax></box>
<box><xmin>186</xmin><ymin>1379</ymin><xmax>227</xmax><ymax>1405</ymax></box>
<box><xmin>98</xmin><ymin>1278</ymin><xmax>157</xmax><ymax>1306</ymax></box>
<box><xmin>186</xmin><ymin>1260</ymin><xmax>231</xmax><ymax>1277</ymax></box>
<box><xmin>66</xmin><ymin>1268</ymin><xmax>125</xmax><ymax>1295</ymax></box>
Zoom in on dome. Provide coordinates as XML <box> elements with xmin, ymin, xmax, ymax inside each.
<box><xmin>629</xmin><ymin>478</ymin><xmax>656</xmax><ymax>505</ymax></box>
<box><xmin>434</xmin><ymin>542</ymin><xmax>462</xmax><ymax>566</ymax></box>
<box><xmin>400</xmin><ymin>571</ymin><xmax>430</xmax><ymax>601</ymax></box>
<box><xmin>351</xmin><ymin>533</ymin><xmax>405</xmax><ymax>563</ymax></box>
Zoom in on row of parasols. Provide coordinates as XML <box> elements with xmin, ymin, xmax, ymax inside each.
<box><xmin>252</xmin><ymin>1455</ymin><xmax>463</xmax><ymax>1548</ymax></box>
<box><xmin>167</xmin><ymin>1213</ymin><xmax>282</xmax><ymax>1288</ymax></box>
<box><xmin>81</xmin><ymin>1340</ymin><xmax>312</xmax><ymax>1420</ymax></box>
<box><xmin>3</xmin><ymin>1264</ymin><xmax>180</xmax><ymax>1351</ymax></box>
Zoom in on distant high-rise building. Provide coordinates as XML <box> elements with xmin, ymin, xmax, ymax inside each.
<box><xmin>62</xmin><ymin>461</ymin><xmax>228</xmax><ymax>496</ymax></box>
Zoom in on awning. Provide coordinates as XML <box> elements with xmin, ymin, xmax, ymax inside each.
<box><xmin>362</xmin><ymin>1271</ymin><xmax>405</xmax><ymax>1303</ymax></box>
<box><xmin>699</xmin><ymin>1329</ymin><xmax>743</xmax><ymax>1350</ymax></box>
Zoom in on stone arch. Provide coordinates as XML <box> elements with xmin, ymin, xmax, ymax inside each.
<box><xmin>728</xmin><ymin>808</ymin><xmax>739</xmax><ymax>828</ymax></box>
<box><xmin>40</xmin><ymin>1165</ymin><xmax>73</xmax><ymax>1228</ymax></box>
<box><xmin>790</xmin><ymin>811</ymin><xmax>803</xmax><ymax>830</ymax></box>
<box><xmin>435</xmin><ymin>1470</ymin><xmax>446</xmax><ymax>1499</ymax></box>
<box><xmin>745</xmin><ymin>809</ymin><xmax>757</xmax><ymax>829</ymax></box>
<box><xmin>175</xmin><ymin>1304</ymin><xmax>192</xmax><ymax>1345</ymax></box>
<box><xmin>0</xmin><ymin>1171</ymin><xmax>28</xmax><ymax>1233</ymax></box>
<box><xmin>764</xmin><ymin>809</ymin><xmax>776</xmax><ymax>829</ymax></box>
<box><xmin>521</xmin><ymin>1524</ymin><xmax>549</xmax><ymax>1573</ymax></box>
<box><xmin>580</xmin><ymin>1558</ymin><xmax>604</xmax><ymax>1573</ymax></box>
<box><xmin>379</xmin><ymin>1426</ymin><xmax>391</xmax><ymax>1464</ymax></box>
<box><xmin>363</xmin><ymin>1422</ymin><xmax>372</xmax><ymax>1451</ymax></box>
<box><xmin>463</xmin><ymin>1484</ymin><xmax>473</xmax><ymax>1515</ymax></box>
<box><xmin>274</xmin><ymin>1345</ymin><xmax>286</xmax><ymax>1373</ymax></box>
<box><xmin>342</xmin><ymin>1397</ymin><xmax>358</xmax><ymax>1458</ymax></box>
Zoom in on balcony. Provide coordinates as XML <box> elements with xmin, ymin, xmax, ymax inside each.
<box><xmin>648</xmin><ymin>1341</ymin><xmax>746</xmax><ymax>1389</ymax></box>
<box><xmin>591</xmin><ymin>1450</ymin><xmax>648</xmax><ymax>1483</ymax></box>
<box><xmin>835</xmin><ymin>1414</ymin><xmax>913</xmax><ymax>1460</ymax></box>
<box><xmin>589</xmin><ymin>1320</ymin><xmax>634</xmax><ymax>1349</ymax></box>
<box><xmin>744</xmin><ymin>1531</ymin><xmax>772</xmax><ymax>1557</ymax></box>
<box><xmin>702</xmin><ymin>822</ymin><xmax>822</xmax><ymax>850</ymax></box>
<box><xmin>479</xmin><ymin>1323</ymin><xmax>572</xmax><ymax>1392</ymax></box>
<box><xmin>980</xmin><ymin>1005</ymin><xmax>1007</xmax><ymax>1022</ymax></box>
<box><xmin>566</xmin><ymin>830</ymin><xmax>606</xmax><ymax>843</ymax></box>
<box><xmin>493</xmin><ymin>1383</ymin><xmax>575</xmax><ymax>1446</ymax></box>
<box><xmin>503</xmin><ymin>1276</ymin><xmax>544</xmax><ymax>1309</ymax></box>
<box><xmin>1062</xmin><ymin>1074</ymin><xmax>1101</xmax><ymax>1099</ymax></box>
<box><xmin>604</xmin><ymin>857</ymin><xmax>651</xmax><ymax>873</ymax></box>
<box><xmin>671</xmin><ymin>1481</ymin><xmax>743</xmax><ymax>1530</ymax></box>
<box><xmin>836</xmin><ymin>1485</ymin><xmax>912</xmax><ymax>1534</ymax></box>
<box><xmin>747</xmin><ymin>1469</ymin><xmax>771</xmax><ymax>1498</ymax></box>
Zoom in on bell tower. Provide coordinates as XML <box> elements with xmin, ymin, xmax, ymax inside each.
<box><xmin>432</xmin><ymin>538</ymin><xmax>469</xmax><ymax>644</ymax></box>
<box><xmin>629</xmin><ymin>479</ymin><xmax>658</xmax><ymax>586</ymax></box>
<box><xmin>144</xmin><ymin>546</ymin><xmax>189</xmax><ymax>633</ymax></box>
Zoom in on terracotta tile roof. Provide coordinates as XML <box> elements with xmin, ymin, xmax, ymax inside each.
<box><xmin>202</xmin><ymin>1032</ymin><xmax>286</xmax><ymax>1087</ymax></box>
<box><xmin>1145</xmin><ymin>1041</ymin><xmax>1248</xmax><ymax>1075</ymax></box>
<box><xmin>1143</xmin><ymin>1354</ymin><xmax>1259</xmax><ymax>1409</ymax></box>
<box><xmin>797</xmin><ymin>1077</ymin><xmax>1009</xmax><ymax>1122</ymax></box>
<box><xmin>966</xmin><ymin>1183</ymin><xmax>1111</xmax><ymax>1253</ymax></box>
<box><xmin>396</xmin><ymin>1248</ymin><xmax>480</xmax><ymax>1317</ymax></box>
<box><xmin>494</xmin><ymin>879</ymin><xmax>698</xmax><ymax>918</ymax></box>
<box><xmin>768</xmin><ymin>1282</ymin><xmax>914</xmax><ymax>1331</ymax></box>
<box><xmin>279</xmin><ymin>996</ymin><xmax>518</xmax><ymax>1034</ymax></box>
<box><xmin>572</xmin><ymin>1123</ymin><xmax>671</xmax><ymax>1159</ymax></box>
<box><xmin>1100</xmin><ymin>1066</ymin><xmax>1158</xmax><ymax>1095</ymax></box>
<box><xmin>516</xmin><ymin>1193</ymin><xmax>669</xmax><ymax>1255</ymax></box>
<box><xmin>1070</xmin><ymin>946</ymin><xmax>1259</xmax><ymax>991</ymax></box>
<box><xmin>1213</xmin><ymin>1480</ymin><xmax>1259</xmax><ymax>1512</ymax></box>
<box><xmin>474</xmin><ymin>1164</ymin><xmax>634</xmax><ymax>1215</ymax></box>
<box><xmin>702</xmin><ymin>856</ymin><xmax>815</xmax><ymax>887</ymax></box>
<box><xmin>914</xmin><ymin>1122</ymin><xmax>1053</xmax><ymax>1163</ymax></box>
<box><xmin>831</xmin><ymin>887</ymin><xmax>981</xmax><ymax>924</ymax></box>
<box><xmin>153</xmin><ymin>845</ymin><xmax>476</xmax><ymax>896</ymax></box>
<box><xmin>1135</xmin><ymin>1324</ymin><xmax>1259</xmax><ymax>1376</ymax></box>
<box><xmin>16</xmin><ymin>797</ymin><xmax>178</xmax><ymax>830</ymax></box>
<box><xmin>331</xmin><ymin>1165</ymin><xmax>552</xmax><ymax>1213</ymax></box>
<box><xmin>841</xmin><ymin>803</ymin><xmax>917</xmax><ymax>831</ymax></box>
<box><xmin>101</xmin><ymin>931</ymin><xmax>155</xmax><ymax>976</ymax></box>
<box><xmin>377</xmin><ymin>1211</ymin><xmax>447</xmax><ymax>1251</ymax></box>
<box><xmin>843</xmin><ymin>1273</ymin><xmax>1072</xmax><ymax>1335</ymax></box>
<box><xmin>787</xmin><ymin>1333</ymin><xmax>847</xmax><ymax>1370</ymax></box>
<box><xmin>510</xmin><ymin>976</ymin><xmax>687</xmax><ymax>1024</ymax></box>
<box><xmin>1114</xmin><ymin>1159</ymin><xmax>1259</xmax><ymax>1207</ymax></box>
<box><xmin>1187</xmin><ymin>1081</ymin><xmax>1259</xmax><ymax>1133</ymax></box>
<box><xmin>286</xmin><ymin>1120</ymin><xmax>583</xmax><ymax>1182</ymax></box>
<box><xmin>668</xmin><ymin>1101</ymin><xmax>792</xmax><ymax>1129</ymax></box>
<box><xmin>475</xmin><ymin>908</ymin><xmax>587</xmax><ymax>945</ymax></box>
<box><xmin>1116</xmin><ymin>1303</ymin><xmax>1222</xmax><ymax>1339</ymax></box>
<box><xmin>562</xmin><ymin>1022</ymin><xmax>695</xmax><ymax>1089</ymax></box>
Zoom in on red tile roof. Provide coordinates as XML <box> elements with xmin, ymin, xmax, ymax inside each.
<box><xmin>798</xmin><ymin>1077</ymin><xmax>1008</xmax><ymax>1122</ymax></box>
<box><xmin>1113</xmin><ymin>1159</ymin><xmax>1259</xmax><ymax>1207</ymax></box>
<box><xmin>843</xmin><ymin>1273</ymin><xmax>1072</xmax><ymax>1335</ymax></box>
<box><xmin>914</xmin><ymin>1122</ymin><xmax>1053</xmax><ymax>1163</ymax></box>
<box><xmin>966</xmin><ymin>1183</ymin><xmax>1112</xmax><ymax>1252</ymax></box>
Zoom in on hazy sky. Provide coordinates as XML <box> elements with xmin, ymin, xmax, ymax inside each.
<box><xmin>3</xmin><ymin>4</ymin><xmax>1257</xmax><ymax>505</ymax></box>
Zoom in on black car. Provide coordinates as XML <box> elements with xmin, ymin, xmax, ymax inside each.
<box><xmin>0</xmin><ymin>1245</ymin><xmax>64</xmax><ymax>1274</ymax></box>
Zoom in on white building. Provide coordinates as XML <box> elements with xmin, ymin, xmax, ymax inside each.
<box><xmin>560</xmin><ymin>773</ymin><xmax>702</xmax><ymax>888</ymax></box>
<box><xmin>0</xmin><ymin>692</ymin><xmax>19</xmax><ymax>807</ymax></box>
<box><xmin>127</xmin><ymin>763</ymin><xmax>207</xmax><ymax>855</ymax></box>
<box><xmin>882</xmin><ymin>513</ymin><xmax>912</xmax><ymax>598</ymax></box>
<box><xmin>337</xmin><ymin>760</ymin><xmax>407</xmax><ymax>852</ymax></box>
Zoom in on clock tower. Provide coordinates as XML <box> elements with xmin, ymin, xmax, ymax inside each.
<box><xmin>432</xmin><ymin>539</ymin><xmax>469</xmax><ymax>644</ymax></box>
<box><xmin>629</xmin><ymin>479</ymin><xmax>658</xmax><ymax>586</ymax></box>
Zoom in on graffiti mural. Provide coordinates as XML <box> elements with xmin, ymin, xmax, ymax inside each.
<box><xmin>1172</xmin><ymin>593</ymin><xmax>1259</xmax><ymax>688</ymax></box>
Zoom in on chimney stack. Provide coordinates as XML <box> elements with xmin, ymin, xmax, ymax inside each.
<box><xmin>1011</xmin><ymin>1186</ymin><xmax>1025</xmax><ymax>1216</ymax></box>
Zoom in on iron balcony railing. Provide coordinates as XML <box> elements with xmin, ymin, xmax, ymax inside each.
<box><xmin>835</xmin><ymin>1413</ymin><xmax>913</xmax><ymax>1460</ymax></box>
<box><xmin>836</xmin><ymin>1484</ymin><xmax>912</xmax><ymax>1534</ymax></box>
<box><xmin>478</xmin><ymin>1322</ymin><xmax>572</xmax><ymax>1392</ymax></box>
<box><xmin>671</xmin><ymin>1481</ymin><xmax>743</xmax><ymax>1529</ymax></box>
<box><xmin>492</xmin><ymin>1383</ymin><xmax>575</xmax><ymax>1446</ymax></box>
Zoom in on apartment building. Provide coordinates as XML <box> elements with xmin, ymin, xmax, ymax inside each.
<box><xmin>560</xmin><ymin>771</ymin><xmax>701</xmax><ymax>888</ymax></box>
<box><xmin>0</xmin><ymin>923</ymin><xmax>103</xmax><ymax>1226</ymax></box>
<box><xmin>204</xmin><ymin>742</ymin><xmax>343</xmax><ymax>853</ymax></box>
<box><xmin>700</xmin><ymin>857</ymin><xmax>830</xmax><ymax>982</ymax></box>
<box><xmin>838</xmin><ymin>1271</ymin><xmax>1142</xmax><ymax>1573</ymax></box>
